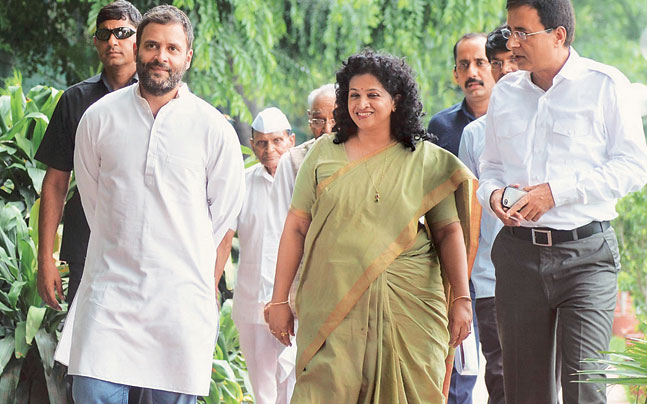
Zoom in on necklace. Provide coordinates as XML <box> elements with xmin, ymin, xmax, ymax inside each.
<box><xmin>365</xmin><ymin>151</ymin><xmax>390</xmax><ymax>203</ymax></box>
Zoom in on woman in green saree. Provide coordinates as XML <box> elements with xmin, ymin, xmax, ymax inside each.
<box><xmin>267</xmin><ymin>50</ymin><xmax>479</xmax><ymax>403</ymax></box>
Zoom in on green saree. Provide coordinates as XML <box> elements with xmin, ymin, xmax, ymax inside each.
<box><xmin>290</xmin><ymin>135</ymin><xmax>479</xmax><ymax>404</ymax></box>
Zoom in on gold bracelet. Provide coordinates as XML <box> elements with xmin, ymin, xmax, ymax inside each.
<box><xmin>266</xmin><ymin>300</ymin><xmax>289</xmax><ymax>307</ymax></box>
<box><xmin>451</xmin><ymin>295</ymin><xmax>472</xmax><ymax>305</ymax></box>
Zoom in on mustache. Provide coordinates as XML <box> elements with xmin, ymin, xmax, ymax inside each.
<box><xmin>465</xmin><ymin>78</ymin><xmax>484</xmax><ymax>87</ymax></box>
<box><xmin>144</xmin><ymin>60</ymin><xmax>171</xmax><ymax>71</ymax></box>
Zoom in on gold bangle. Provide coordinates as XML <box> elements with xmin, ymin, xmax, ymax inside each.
<box><xmin>266</xmin><ymin>300</ymin><xmax>289</xmax><ymax>307</ymax></box>
<box><xmin>451</xmin><ymin>295</ymin><xmax>472</xmax><ymax>305</ymax></box>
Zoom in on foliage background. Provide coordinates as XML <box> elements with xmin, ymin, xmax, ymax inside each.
<box><xmin>3</xmin><ymin>0</ymin><xmax>645</xmax><ymax>143</ymax></box>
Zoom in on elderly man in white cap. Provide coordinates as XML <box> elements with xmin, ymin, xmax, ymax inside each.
<box><xmin>232</xmin><ymin>106</ymin><xmax>296</xmax><ymax>404</ymax></box>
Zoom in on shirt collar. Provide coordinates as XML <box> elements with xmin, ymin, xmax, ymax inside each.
<box><xmin>555</xmin><ymin>47</ymin><xmax>582</xmax><ymax>81</ymax></box>
<box><xmin>99</xmin><ymin>71</ymin><xmax>139</xmax><ymax>92</ymax></box>
<box><xmin>520</xmin><ymin>47</ymin><xmax>582</xmax><ymax>90</ymax></box>
<box><xmin>460</xmin><ymin>98</ymin><xmax>477</xmax><ymax>121</ymax></box>
<box><xmin>134</xmin><ymin>82</ymin><xmax>189</xmax><ymax>101</ymax></box>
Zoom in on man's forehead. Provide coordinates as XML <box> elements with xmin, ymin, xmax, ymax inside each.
<box><xmin>141</xmin><ymin>22</ymin><xmax>187</xmax><ymax>45</ymax></box>
<box><xmin>253</xmin><ymin>130</ymin><xmax>290</xmax><ymax>139</ymax></box>
<box><xmin>456</xmin><ymin>37</ymin><xmax>488</xmax><ymax>60</ymax></box>
<box><xmin>492</xmin><ymin>50</ymin><xmax>515</xmax><ymax>60</ymax></box>
<box><xmin>507</xmin><ymin>5</ymin><xmax>542</xmax><ymax>31</ymax></box>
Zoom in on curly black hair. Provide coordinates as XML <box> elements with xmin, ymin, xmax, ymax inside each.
<box><xmin>333</xmin><ymin>49</ymin><xmax>429</xmax><ymax>151</ymax></box>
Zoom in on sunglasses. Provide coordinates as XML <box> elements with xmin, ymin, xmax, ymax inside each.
<box><xmin>94</xmin><ymin>27</ymin><xmax>136</xmax><ymax>41</ymax></box>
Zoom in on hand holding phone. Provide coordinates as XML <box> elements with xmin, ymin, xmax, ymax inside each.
<box><xmin>501</xmin><ymin>186</ymin><xmax>527</xmax><ymax>210</ymax></box>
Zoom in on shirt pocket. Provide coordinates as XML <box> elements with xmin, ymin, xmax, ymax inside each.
<box><xmin>160</xmin><ymin>153</ymin><xmax>206</xmax><ymax>204</ymax></box>
<box><xmin>495</xmin><ymin>119</ymin><xmax>528</xmax><ymax>166</ymax></box>
<box><xmin>551</xmin><ymin>118</ymin><xmax>602</xmax><ymax>161</ymax></box>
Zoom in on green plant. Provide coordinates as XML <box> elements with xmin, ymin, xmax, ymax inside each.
<box><xmin>614</xmin><ymin>186</ymin><xmax>647</xmax><ymax>334</ymax></box>
<box><xmin>200</xmin><ymin>299</ymin><xmax>253</xmax><ymax>404</ymax></box>
<box><xmin>0</xmin><ymin>71</ymin><xmax>62</xmax><ymax>218</ymax></box>
<box><xmin>579</xmin><ymin>338</ymin><xmax>647</xmax><ymax>404</ymax></box>
<box><xmin>0</xmin><ymin>200</ymin><xmax>69</xmax><ymax>403</ymax></box>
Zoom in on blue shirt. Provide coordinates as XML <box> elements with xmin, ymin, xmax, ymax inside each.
<box><xmin>458</xmin><ymin>116</ymin><xmax>501</xmax><ymax>299</ymax></box>
<box><xmin>427</xmin><ymin>99</ymin><xmax>476</xmax><ymax>156</ymax></box>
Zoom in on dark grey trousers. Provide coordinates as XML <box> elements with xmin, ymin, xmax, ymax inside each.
<box><xmin>491</xmin><ymin>226</ymin><xmax>621</xmax><ymax>404</ymax></box>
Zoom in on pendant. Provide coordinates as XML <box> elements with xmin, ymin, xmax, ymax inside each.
<box><xmin>375</xmin><ymin>193</ymin><xmax>380</xmax><ymax>203</ymax></box>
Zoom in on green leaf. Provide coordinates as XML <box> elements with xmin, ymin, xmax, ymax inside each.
<box><xmin>0</xmin><ymin>334</ymin><xmax>15</xmax><ymax>374</ymax></box>
<box><xmin>26</xmin><ymin>167</ymin><xmax>46</xmax><ymax>195</ymax></box>
<box><xmin>8</xmin><ymin>281</ymin><xmax>26</xmax><ymax>308</ymax></box>
<box><xmin>34</xmin><ymin>329</ymin><xmax>69</xmax><ymax>404</ymax></box>
<box><xmin>9</xmin><ymin>85</ymin><xmax>25</xmax><ymax>125</ymax></box>
<box><xmin>212</xmin><ymin>359</ymin><xmax>235</xmax><ymax>383</ymax></box>
<box><xmin>13</xmin><ymin>322</ymin><xmax>28</xmax><ymax>359</ymax></box>
<box><xmin>26</xmin><ymin>306</ymin><xmax>47</xmax><ymax>344</ymax></box>
<box><xmin>0</xmin><ymin>357</ymin><xmax>22</xmax><ymax>404</ymax></box>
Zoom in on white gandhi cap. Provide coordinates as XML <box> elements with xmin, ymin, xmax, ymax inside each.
<box><xmin>252</xmin><ymin>107</ymin><xmax>292</xmax><ymax>133</ymax></box>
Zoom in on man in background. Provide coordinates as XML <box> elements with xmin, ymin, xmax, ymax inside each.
<box><xmin>233</xmin><ymin>107</ymin><xmax>296</xmax><ymax>404</ymax></box>
<box><xmin>458</xmin><ymin>26</ymin><xmax>518</xmax><ymax>404</ymax></box>
<box><xmin>428</xmin><ymin>32</ymin><xmax>496</xmax><ymax>404</ymax></box>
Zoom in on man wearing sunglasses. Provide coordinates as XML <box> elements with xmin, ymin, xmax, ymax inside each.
<box><xmin>478</xmin><ymin>1</ymin><xmax>647</xmax><ymax>403</ymax></box>
<box><xmin>36</xmin><ymin>0</ymin><xmax>140</xmax><ymax>310</ymax></box>
<box><xmin>36</xmin><ymin>2</ymin><xmax>143</xmax><ymax>402</ymax></box>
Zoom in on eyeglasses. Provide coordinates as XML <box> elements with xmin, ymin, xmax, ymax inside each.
<box><xmin>501</xmin><ymin>27</ymin><xmax>553</xmax><ymax>41</ymax></box>
<box><xmin>94</xmin><ymin>27</ymin><xmax>136</xmax><ymax>41</ymax></box>
<box><xmin>308</xmin><ymin>118</ymin><xmax>335</xmax><ymax>128</ymax></box>
<box><xmin>491</xmin><ymin>57</ymin><xmax>517</xmax><ymax>71</ymax></box>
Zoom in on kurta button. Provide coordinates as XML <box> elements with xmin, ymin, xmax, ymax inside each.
<box><xmin>207</xmin><ymin>198</ymin><xmax>212</xmax><ymax>205</ymax></box>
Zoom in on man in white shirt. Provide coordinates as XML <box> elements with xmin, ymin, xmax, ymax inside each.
<box><xmin>477</xmin><ymin>1</ymin><xmax>647</xmax><ymax>403</ymax></box>
<box><xmin>233</xmin><ymin>107</ymin><xmax>295</xmax><ymax>404</ymax></box>
<box><xmin>57</xmin><ymin>5</ymin><xmax>245</xmax><ymax>403</ymax></box>
<box><xmin>458</xmin><ymin>26</ymin><xmax>518</xmax><ymax>404</ymax></box>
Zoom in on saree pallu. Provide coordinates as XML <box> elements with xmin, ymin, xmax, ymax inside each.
<box><xmin>290</xmin><ymin>135</ymin><xmax>479</xmax><ymax>403</ymax></box>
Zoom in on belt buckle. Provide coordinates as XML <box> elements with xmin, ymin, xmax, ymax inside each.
<box><xmin>531</xmin><ymin>229</ymin><xmax>552</xmax><ymax>247</ymax></box>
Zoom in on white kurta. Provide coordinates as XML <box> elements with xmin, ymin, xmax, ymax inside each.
<box><xmin>55</xmin><ymin>83</ymin><xmax>245</xmax><ymax>395</ymax></box>
<box><xmin>233</xmin><ymin>163</ymin><xmax>296</xmax><ymax>404</ymax></box>
<box><xmin>233</xmin><ymin>164</ymin><xmax>275</xmax><ymax>325</ymax></box>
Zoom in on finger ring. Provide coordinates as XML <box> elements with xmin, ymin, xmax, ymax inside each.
<box><xmin>280</xmin><ymin>331</ymin><xmax>288</xmax><ymax>336</ymax></box>
<box><xmin>270</xmin><ymin>330</ymin><xmax>277</xmax><ymax>334</ymax></box>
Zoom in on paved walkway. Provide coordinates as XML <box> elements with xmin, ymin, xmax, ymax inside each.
<box><xmin>471</xmin><ymin>351</ymin><xmax>630</xmax><ymax>403</ymax></box>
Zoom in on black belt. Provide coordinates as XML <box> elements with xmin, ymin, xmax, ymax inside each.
<box><xmin>506</xmin><ymin>221</ymin><xmax>610</xmax><ymax>246</ymax></box>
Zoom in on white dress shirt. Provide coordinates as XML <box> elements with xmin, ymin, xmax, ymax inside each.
<box><xmin>55</xmin><ymin>83</ymin><xmax>245</xmax><ymax>395</ymax></box>
<box><xmin>459</xmin><ymin>116</ymin><xmax>502</xmax><ymax>299</ymax></box>
<box><xmin>233</xmin><ymin>163</ymin><xmax>276</xmax><ymax>325</ymax></box>
<box><xmin>478</xmin><ymin>49</ymin><xmax>647</xmax><ymax>229</ymax></box>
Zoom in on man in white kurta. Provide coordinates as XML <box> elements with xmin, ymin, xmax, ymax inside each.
<box><xmin>233</xmin><ymin>107</ymin><xmax>296</xmax><ymax>404</ymax></box>
<box><xmin>55</xmin><ymin>6</ymin><xmax>245</xmax><ymax>402</ymax></box>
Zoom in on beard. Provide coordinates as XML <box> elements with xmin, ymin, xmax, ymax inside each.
<box><xmin>136</xmin><ymin>55</ymin><xmax>186</xmax><ymax>96</ymax></box>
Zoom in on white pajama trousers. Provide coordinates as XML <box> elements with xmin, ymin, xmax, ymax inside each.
<box><xmin>236</xmin><ymin>323</ymin><xmax>296</xmax><ymax>404</ymax></box>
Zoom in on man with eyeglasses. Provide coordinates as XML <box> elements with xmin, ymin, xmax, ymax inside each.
<box><xmin>457</xmin><ymin>26</ymin><xmax>518</xmax><ymax>404</ymax></box>
<box><xmin>233</xmin><ymin>107</ymin><xmax>296</xmax><ymax>404</ymax></box>
<box><xmin>427</xmin><ymin>32</ymin><xmax>496</xmax><ymax>404</ymax></box>
<box><xmin>36</xmin><ymin>0</ymin><xmax>140</xmax><ymax>310</ymax></box>
<box><xmin>478</xmin><ymin>1</ymin><xmax>647</xmax><ymax>403</ymax></box>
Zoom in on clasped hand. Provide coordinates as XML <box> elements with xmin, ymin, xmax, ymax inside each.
<box><xmin>490</xmin><ymin>183</ymin><xmax>555</xmax><ymax>226</ymax></box>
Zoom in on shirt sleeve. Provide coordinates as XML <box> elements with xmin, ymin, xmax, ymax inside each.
<box><xmin>290</xmin><ymin>147</ymin><xmax>317</xmax><ymax>219</ymax></box>
<box><xmin>207</xmin><ymin>120</ymin><xmax>246</xmax><ymax>246</ymax></box>
<box><xmin>425</xmin><ymin>194</ymin><xmax>459</xmax><ymax>231</ymax></box>
<box><xmin>458</xmin><ymin>125</ymin><xmax>478</xmax><ymax>178</ymax></box>
<box><xmin>476</xmin><ymin>94</ymin><xmax>506</xmax><ymax>218</ymax></box>
<box><xmin>35</xmin><ymin>90</ymin><xmax>75</xmax><ymax>171</ymax></box>
<box><xmin>73</xmin><ymin>111</ymin><xmax>100</xmax><ymax>229</ymax></box>
<box><xmin>269</xmin><ymin>152</ymin><xmax>296</xmax><ymax>233</ymax></box>
<box><xmin>549</xmin><ymin>78</ymin><xmax>647</xmax><ymax>206</ymax></box>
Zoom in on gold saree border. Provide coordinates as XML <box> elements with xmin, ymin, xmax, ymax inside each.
<box><xmin>296</xmin><ymin>167</ymin><xmax>477</xmax><ymax>376</ymax></box>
